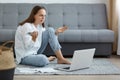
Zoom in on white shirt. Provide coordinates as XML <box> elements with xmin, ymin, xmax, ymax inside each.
<box><xmin>15</xmin><ymin>23</ymin><xmax>45</xmax><ymax>64</ymax></box>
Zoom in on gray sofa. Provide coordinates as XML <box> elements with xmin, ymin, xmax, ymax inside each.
<box><xmin>0</xmin><ymin>3</ymin><xmax>114</xmax><ymax>57</ymax></box>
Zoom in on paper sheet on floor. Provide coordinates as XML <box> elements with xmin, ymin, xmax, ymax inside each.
<box><xmin>16</xmin><ymin>67</ymin><xmax>58</xmax><ymax>73</ymax></box>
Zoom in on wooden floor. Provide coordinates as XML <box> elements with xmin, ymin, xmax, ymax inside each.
<box><xmin>14</xmin><ymin>55</ymin><xmax>120</xmax><ymax>80</ymax></box>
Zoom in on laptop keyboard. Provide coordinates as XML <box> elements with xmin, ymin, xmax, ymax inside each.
<box><xmin>63</xmin><ymin>67</ymin><xmax>70</xmax><ymax>69</ymax></box>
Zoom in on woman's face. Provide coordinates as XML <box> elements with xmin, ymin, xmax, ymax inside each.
<box><xmin>34</xmin><ymin>9</ymin><xmax>46</xmax><ymax>25</ymax></box>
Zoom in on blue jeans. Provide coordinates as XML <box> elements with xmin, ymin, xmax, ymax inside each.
<box><xmin>21</xmin><ymin>27</ymin><xmax>61</xmax><ymax>67</ymax></box>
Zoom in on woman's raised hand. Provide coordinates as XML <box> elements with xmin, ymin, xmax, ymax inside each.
<box><xmin>55</xmin><ymin>26</ymin><xmax>68</xmax><ymax>35</ymax></box>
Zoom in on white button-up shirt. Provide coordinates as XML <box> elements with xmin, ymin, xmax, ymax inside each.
<box><xmin>15</xmin><ymin>23</ymin><xmax>45</xmax><ymax>64</ymax></box>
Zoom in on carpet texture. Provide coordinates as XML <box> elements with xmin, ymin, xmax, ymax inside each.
<box><xmin>15</xmin><ymin>58</ymin><xmax>120</xmax><ymax>75</ymax></box>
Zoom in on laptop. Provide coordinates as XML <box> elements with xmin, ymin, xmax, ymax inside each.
<box><xmin>54</xmin><ymin>48</ymin><xmax>96</xmax><ymax>71</ymax></box>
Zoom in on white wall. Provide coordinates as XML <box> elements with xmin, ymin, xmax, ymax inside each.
<box><xmin>0</xmin><ymin>0</ymin><xmax>108</xmax><ymax>4</ymax></box>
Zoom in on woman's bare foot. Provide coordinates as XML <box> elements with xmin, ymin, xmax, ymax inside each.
<box><xmin>57</xmin><ymin>58</ymin><xmax>71</xmax><ymax>64</ymax></box>
<box><xmin>48</xmin><ymin>56</ymin><xmax>56</xmax><ymax>61</ymax></box>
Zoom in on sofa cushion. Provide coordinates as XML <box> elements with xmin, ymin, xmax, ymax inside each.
<box><xmin>45</xmin><ymin>4</ymin><xmax>108</xmax><ymax>30</ymax></box>
<box><xmin>0</xmin><ymin>29</ymin><xmax>16</xmax><ymax>42</ymax></box>
<box><xmin>58</xmin><ymin>29</ymin><xmax>114</xmax><ymax>42</ymax></box>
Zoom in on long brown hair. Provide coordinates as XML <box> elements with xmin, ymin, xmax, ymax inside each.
<box><xmin>19</xmin><ymin>6</ymin><xmax>46</xmax><ymax>27</ymax></box>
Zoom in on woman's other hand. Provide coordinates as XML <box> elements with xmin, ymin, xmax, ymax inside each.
<box><xmin>29</xmin><ymin>31</ymin><xmax>38</xmax><ymax>42</ymax></box>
